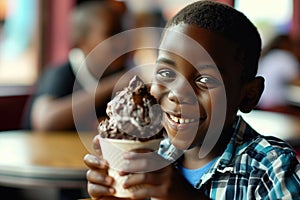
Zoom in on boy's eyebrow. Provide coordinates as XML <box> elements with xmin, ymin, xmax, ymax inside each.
<box><xmin>156</xmin><ymin>57</ymin><xmax>176</xmax><ymax>66</ymax></box>
<box><xmin>195</xmin><ymin>64</ymin><xmax>219</xmax><ymax>71</ymax></box>
<box><xmin>157</xmin><ymin>57</ymin><xmax>219</xmax><ymax>71</ymax></box>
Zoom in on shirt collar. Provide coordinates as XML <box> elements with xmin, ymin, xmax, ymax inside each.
<box><xmin>197</xmin><ymin>115</ymin><xmax>259</xmax><ymax>187</ymax></box>
<box><xmin>159</xmin><ymin>115</ymin><xmax>259</xmax><ymax>188</ymax></box>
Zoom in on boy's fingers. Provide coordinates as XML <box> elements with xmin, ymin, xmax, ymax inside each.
<box><xmin>86</xmin><ymin>169</ymin><xmax>114</xmax><ymax>186</ymax></box>
<box><xmin>87</xmin><ymin>181</ymin><xmax>115</xmax><ymax>198</ymax></box>
<box><xmin>123</xmin><ymin>173</ymin><xmax>162</xmax><ymax>188</ymax></box>
<box><xmin>83</xmin><ymin>154</ymin><xmax>109</xmax><ymax>169</ymax></box>
<box><xmin>92</xmin><ymin>135</ymin><xmax>102</xmax><ymax>156</ymax></box>
<box><xmin>129</xmin><ymin>186</ymin><xmax>166</xmax><ymax>200</ymax></box>
<box><xmin>83</xmin><ymin>154</ymin><xmax>99</xmax><ymax>167</ymax></box>
<box><xmin>97</xmin><ymin>197</ymin><xmax>132</xmax><ymax>200</ymax></box>
<box><xmin>121</xmin><ymin>154</ymin><xmax>170</xmax><ymax>173</ymax></box>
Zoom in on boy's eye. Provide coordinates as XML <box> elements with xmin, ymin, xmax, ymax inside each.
<box><xmin>196</xmin><ymin>76</ymin><xmax>221</xmax><ymax>89</ymax></box>
<box><xmin>156</xmin><ymin>69</ymin><xmax>176</xmax><ymax>80</ymax></box>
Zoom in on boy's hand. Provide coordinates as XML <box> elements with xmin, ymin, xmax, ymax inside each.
<box><xmin>84</xmin><ymin>154</ymin><xmax>119</xmax><ymax>199</ymax></box>
<box><xmin>84</xmin><ymin>134</ymin><xmax>134</xmax><ymax>200</ymax></box>
<box><xmin>120</xmin><ymin>152</ymin><xmax>209</xmax><ymax>200</ymax></box>
<box><xmin>84</xmin><ymin>154</ymin><xmax>141</xmax><ymax>200</ymax></box>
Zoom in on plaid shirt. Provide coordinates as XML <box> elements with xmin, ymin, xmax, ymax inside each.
<box><xmin>159</xmin><ymin>115</ymin><xmax>300</xmax><ymax>200</ymax></box>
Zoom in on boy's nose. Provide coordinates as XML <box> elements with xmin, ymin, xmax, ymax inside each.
<box><xmin>167</xmin><ymin>79</ymin><xmax>197</xmax><ymax>105</ymax></box>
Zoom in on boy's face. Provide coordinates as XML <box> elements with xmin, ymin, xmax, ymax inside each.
<box><xmin>150</xmin><ymin>24</ymin><xmax>245</xmax><ymax>150</ymax></box>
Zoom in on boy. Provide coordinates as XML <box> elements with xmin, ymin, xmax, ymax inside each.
<box><xmin>84</xmin><ymin>1</ymin><xmax>300</xmax><ymax>199</ymax></box>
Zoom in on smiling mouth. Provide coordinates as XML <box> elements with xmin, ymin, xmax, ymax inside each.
<box><xmin>167</xmin><ymin>113</ymin><xmax>200</xmax><ymax>124</ymax></box>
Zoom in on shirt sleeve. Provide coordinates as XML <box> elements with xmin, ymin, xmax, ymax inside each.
<box><xmin>256</xmin><ymin>150</ymin><xmax>300</xmax><ymax>200</ymax></box>
<box><xmin>36</xmin><ymin>63</ymin><xmax>76</xmax><ymax>98</ymax></box>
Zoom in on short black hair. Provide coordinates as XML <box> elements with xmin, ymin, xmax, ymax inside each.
<box><xmin>167</xmin><ymin>0</ymin><xmax>262</xmax><ymax>83</ymax></box>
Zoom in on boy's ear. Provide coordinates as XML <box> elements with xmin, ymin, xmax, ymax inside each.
<box><xmin>239</xmin><ymin>76</ymin><xmax>265</xmax><ymax>113</ymax></box>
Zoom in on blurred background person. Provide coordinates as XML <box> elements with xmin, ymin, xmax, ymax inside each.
<box><xmin>23</xmin><ymin>0</ymin><xmax>130</xmax><ymax>131</ymax></box>
<box><xmin>256</xmin><ymin>34</ymin><xmax>300</xmax><ymax>113</ymax></box>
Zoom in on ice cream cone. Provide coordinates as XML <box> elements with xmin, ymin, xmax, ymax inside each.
<box><xmin>99</xmin><ymin>137</ymin><xmax>162</xmax><ymax>198</ymax></box>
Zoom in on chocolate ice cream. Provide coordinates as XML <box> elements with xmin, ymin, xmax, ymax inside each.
<box><xmin>98</xmin><ymin>76</ymin><xmax>164</xmax><ymax>141</ymax></box>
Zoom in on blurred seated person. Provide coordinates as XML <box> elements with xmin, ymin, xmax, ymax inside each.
<box><xmin>23</xmin><ymin>1</ymin><xmax>130</xmax><ymax>131</ymax></box>
<box><xmin>256</xmin><ymin>34</ymin><xmax>300</xmax><ymax>113</ymax></box>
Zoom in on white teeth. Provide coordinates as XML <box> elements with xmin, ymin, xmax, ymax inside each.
<box><xmin>169</xmin><ymin>114</ymin><xmax>196</xmax><ymax>124</ymax></box>
<box><xmin>170</xmin><ymin>115</ymin><xmax>178</xmax><ymax>123</ymax></box>
<box><xmin>185</xmin><ymin>119</ymin><xmax>191</xmax><ymax>123</ymax></box>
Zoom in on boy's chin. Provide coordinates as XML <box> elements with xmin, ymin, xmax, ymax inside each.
<box><xmin>170</xmin><ymin>137</ymin><xmax>195</xmax><ymax>150</ymax></box>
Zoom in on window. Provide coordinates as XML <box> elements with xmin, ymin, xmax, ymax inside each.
<box><xmin>0</xmin><ymin>0</ymin><xmax>40</xmax><ymax>86</ymax></box>
<box><xmin>235</xmin><ymin>0</ymin><xmax>293</xmax><ymax>47</ymax></box>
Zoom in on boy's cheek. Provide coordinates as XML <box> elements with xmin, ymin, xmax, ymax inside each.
<box><xmin>150</xmin><ymin>84</ymin><xmax>166</xmax><ymax>100</ymax></box>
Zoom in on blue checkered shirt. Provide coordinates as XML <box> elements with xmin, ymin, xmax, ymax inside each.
<box><xmin>159</xmin><ymin>115</ymin><xmax>300</xmax><ymax>199</ymax></box>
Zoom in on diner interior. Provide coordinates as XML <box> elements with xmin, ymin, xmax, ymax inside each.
<box><xmin>0</xmin><ymin>0</ymin><xmax>300</xmax><ymax>199</ymax></box>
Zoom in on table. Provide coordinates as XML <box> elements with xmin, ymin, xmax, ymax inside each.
<box><xmin>0</xmin><ymin>130</ymin><xmax>97</xmax><ymax>189</ymax></box>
